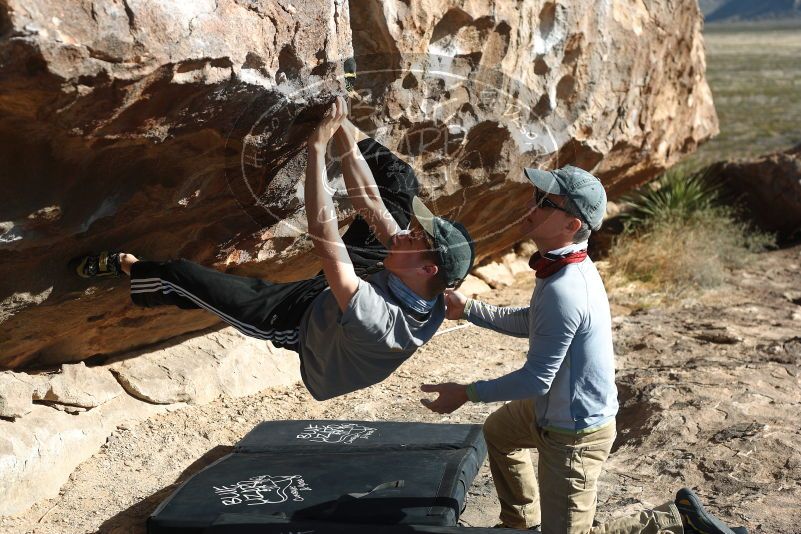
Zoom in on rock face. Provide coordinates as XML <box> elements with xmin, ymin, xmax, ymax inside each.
<box><xmin>36</xmin><ymin>361</ymin><xmax>124</xmax><ymax>409</ymax></box>
<box><xmin>0</xmin><ymin>397</ymin><xmax>169</xmax><ymax>517</ymax></box>
<box><xmin>707</xmin><ymin>143</ymin><xmax>801</xmax><ymax>241</ymax></box>
<box><xmin>0</xmin><ymin>0</ymin><xmax>352</xmax><ymax>368</ymax></box>
<box><xmin>0</xmin><ymin>327</ymin><xmax>301</xmax><ymax>516</ymax></box>
<box><xmin>0</xmin><ymin>372</ymin><xmax>34</xmax><ymax>419</ymax></box>
<box><xmin>0</xmin><ymin>0</ymin><xmax>717</xmax><ymax>368</ymax></box>
<box><xmin>109</xmin><ymin>328</ymin><xmax>301</xmax><ymax>404</ymax></box>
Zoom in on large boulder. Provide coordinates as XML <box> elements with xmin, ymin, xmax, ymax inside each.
<box><xmin>707</xmin><ymin>143</ymin><xmax>801</xmax><ymax>242</ymax></box>
<box><xmin>0</xmin><ymin>0</ymin><xmax>352</xmax><ymax>368</ymax></box>
<box><xmin>0</xmin><ymin>0</ymin><xmax>717</xmax><ymax>368</ymax></box>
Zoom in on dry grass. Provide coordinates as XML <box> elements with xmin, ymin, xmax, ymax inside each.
<box><xmin>603</xmin><ymin>23</ymin><xmax>796</xmax><ymax>305</ymax></box>
<box><xmin>605</xmin><ymin>170</ymin><xmax>775</xmax><ymax>303</ymax></box>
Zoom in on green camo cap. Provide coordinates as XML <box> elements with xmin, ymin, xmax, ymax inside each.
<box><xmin>411</xmin><ymin>197</ymin><xmax>475</xmax><ymax>288</ymax></box>
<box><xmin>523</xmin><ymin>165</ymin><xmax>607</xmax><ymax>230</ymax></box>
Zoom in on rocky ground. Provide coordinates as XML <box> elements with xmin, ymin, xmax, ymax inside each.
<box><xmin>2</xmin><ymin>245</ymin><xmax>800</xmax><ymax>534</ymax></box>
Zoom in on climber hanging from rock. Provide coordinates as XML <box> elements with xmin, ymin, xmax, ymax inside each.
<box><xmin>73</xmin><ymin>96</ymin><xmax>474</xmax><ymax>401</ymax></box>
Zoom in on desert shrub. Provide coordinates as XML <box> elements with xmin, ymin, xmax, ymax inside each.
<box><xmin>608</xmin><ymin>167</ymin><xmax>774</xmax><ymax>295</ymax></box>
<box><xmin>620</xmin><ymin>168</ymin><xmax>717</xmax><ymax>227</ymax></box>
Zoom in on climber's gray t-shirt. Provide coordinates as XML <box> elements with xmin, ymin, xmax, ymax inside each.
<box><xmin>297</xmin><ymin>270</ymin><xmax>445</xmax><ymax>400</ymax></box>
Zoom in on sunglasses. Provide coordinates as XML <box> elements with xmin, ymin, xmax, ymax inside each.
<box><xmin>533</xmin><ymin>188</ymin><xmax>571</xmax><ymax>215</ymax></box>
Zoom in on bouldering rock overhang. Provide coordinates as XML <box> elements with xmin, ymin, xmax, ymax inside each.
<box><xmin>0</xmin><ymin>0</ymin><xmax>718</xmax><ymax>368</ymax></box>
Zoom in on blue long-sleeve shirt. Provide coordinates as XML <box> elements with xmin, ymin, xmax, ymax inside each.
<box><xmin>466</xmin><ymin>248</ymin><xmax>617</xmax><ymax>432</ymax></box>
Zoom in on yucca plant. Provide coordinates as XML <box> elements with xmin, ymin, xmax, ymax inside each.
<box><xmin>608</xmin><ymin>165</ymin><xmax>774</xmax><ymax>296</ymax></box>
<box><xmin>620</xmin><ymin>167</ymin><xmax>719</xmax><ymax>228</ymax></box>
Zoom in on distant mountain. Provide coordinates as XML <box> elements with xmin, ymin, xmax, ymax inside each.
<box><xmin>698</xmin><ymin>0</ymin><xmax>727</xmax><ymax>15</ymax></box>
<box><xmin>702</xmin><ymin>0</ymin><xmax>801</xmax><ymax>22</ymax></box>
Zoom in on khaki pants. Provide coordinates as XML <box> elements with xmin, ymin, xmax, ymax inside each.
<box><xmin>483</xmin><ymin>399</ymin><xmax>683</xmax><ymax>534</ymax></box>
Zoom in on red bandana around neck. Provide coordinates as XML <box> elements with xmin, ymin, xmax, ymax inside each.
<box><xmin>529</xmin><ymin>249</ymin><xmax>588</xmax><ymax>279</ymax></box>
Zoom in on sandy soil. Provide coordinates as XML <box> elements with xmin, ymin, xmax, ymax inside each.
<box><xmin>2</xmin><ymin>246</ymin><xmax>800</xmax><ymax>534</ymax></box>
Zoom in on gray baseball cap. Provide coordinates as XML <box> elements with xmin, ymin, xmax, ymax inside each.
<box><xmin>411</xmin><ymin>197</ymin><xmax>475</xmax><ymax>288</ymax></box>
<box><xmin>523</xmin><ymin>165</ymin><xmax>607</xmax><ymax>230</ymax></box>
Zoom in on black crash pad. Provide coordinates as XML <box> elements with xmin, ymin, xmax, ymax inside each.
<box><xmin>204</xmin><ymin>516</ymin><xmax>527</xmax><ymax>533</ymax></box>
<box><xmin>148</xmin><ymin>421</ymin><xmax>487</xmax><ymax>534</ymax></box>
<box><xmin>235</xmin><ymin>420</ymin><xmax>485</xmax><ymax>453</ymax></box>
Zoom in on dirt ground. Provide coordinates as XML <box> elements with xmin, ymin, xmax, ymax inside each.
<box><xmin>2</xmin><ymin>245</ymin><xmax>800</xmax><ymax>534</ymax></box>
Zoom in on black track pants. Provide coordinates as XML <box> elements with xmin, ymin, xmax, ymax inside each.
<box><xmin>130</xmin><ymin>259</ymin><xmax>327</xmax><ymax>351</ymax></box>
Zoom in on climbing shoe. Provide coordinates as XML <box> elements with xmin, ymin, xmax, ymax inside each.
<box><xmin>676</xmin><ymin>488</ymin><xmax>736</xmax><ymax>534</ymax></box>
<box><xmin>344</xmin><ymin>57</ymin><xmax>357</xmax><ymax>91</ymax></box>
<box><xmin>74</xmin><ymin>251</ymin><xmax>123</xmax><ymax>278</ymax></box>
<box><xmin>492</xmin><ymin>523</ymin><xmax>540</xmax><ymax>531</ymax></box>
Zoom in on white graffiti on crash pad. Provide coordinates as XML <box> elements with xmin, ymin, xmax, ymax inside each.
<box><xmin>296</xmin><ymin>423</ymin><xmax>377</xmax><ymax>444</ymax></box>
<box><xmin>213</xmin><ymin>474</ymin><xmax>311</xmax><ymax>506</ymax></box>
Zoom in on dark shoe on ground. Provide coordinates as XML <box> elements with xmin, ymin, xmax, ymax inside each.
<box><xmin>492</xmin><ymin>523</ymin><xmax>540</xmax><ymax>531</ymax></box>
<box><xmin>73</xmin><ymin>251</ymin><xmax>122</xmax><ymax>278</ymax></box>
<box><xmin>676</xmin><ymin>488</ymin><xmax>736</xmax><ymax>534</ymax></box>
<box><xmin>731</xmin><ymin>528</ymin><xmax>749</xmax><ymax>534</ymax></box>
